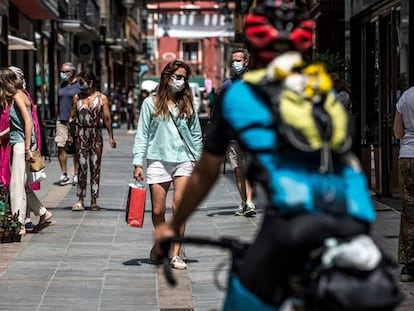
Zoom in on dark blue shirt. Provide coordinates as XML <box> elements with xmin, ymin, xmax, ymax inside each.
<box><xmin>58</xmin><ymin>80</ymin><xmax>80</xmax><ymax>121</ymax></box>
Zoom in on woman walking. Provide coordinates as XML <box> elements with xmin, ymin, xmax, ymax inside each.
<box><xmin>132</xmin><ymin>60</ymin><xmax>203</xmax><ymax>269</ymax></box>
<box><xmin>0</xmin><ymin>68</ymin><xmax>51</xmax><ymax>235</ymax></box>
<box><xmin>69</xmin><ymin>71</ymin><xmax>116</xmax><ymax>211</ymax></box>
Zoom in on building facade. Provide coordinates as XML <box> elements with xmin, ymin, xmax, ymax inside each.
<box><xmin>141</xmin><ymin>1</ymin><xmax>239</xmax><ymax>92</ymax></box>
<box><xmin>346</xmin><ymin>0</ymin><xmax>410</xmax><ymax>198</ymax></box>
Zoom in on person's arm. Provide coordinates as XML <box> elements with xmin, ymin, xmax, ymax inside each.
<box><xmin>0</xmin><ymin>127</ymin><xmax>10</xmax><ymax>140</ymax></box>
<box><xmin>102</xmin><ymin>94</ymin><xmax>116</xmax><ymax>148</ymax></box>
<box><xmin>68</xmin><ymin>94</ymin><xmax>78</xmax><ymax>124</ymax></box>
<box><xmin>132</xmin><ymin>97</ymin><xmax>152</xmax><ymax>181</ymax></box>
<box><xmin>67</xmin><ymin>94</ymin><xmax>79</xmax><ymax>145</ymax></box>
<box><xmin>14</xmin><ymin>91</ymin><xmax>34</xmax><ymax>161</ymax></box>
<box><xmin>188</xmin><ymin>111</ymin><xmax>203</xmax><ymax>157</ymax></box>
<box><xmin>153</xmin><ymin>151</ymin><xmax>224</xmax><ymax>247</ymax></box>
<box><xmin>393</xmin><ymin>111</ymin><xmax>404</xmax><ymax>140</ymax></box>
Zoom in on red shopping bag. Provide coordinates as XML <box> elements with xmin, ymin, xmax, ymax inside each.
<box><xmin>126</xmin><ymin>183</ymin><xmax>147</xmax><ymax>228</ymax></box>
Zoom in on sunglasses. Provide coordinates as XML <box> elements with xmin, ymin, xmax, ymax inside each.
<box><xmin>60</xmin><ymin>70</ymin><xmax>71</xmax><ymax>74</ymax></box>
<box><xmin>171</xmin><ymin>73</ymin><xmax>187</xmax><ymax>81</ymax></box>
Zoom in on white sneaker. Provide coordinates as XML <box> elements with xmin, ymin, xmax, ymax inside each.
<box><xmin>170</xmin><ymin>256</ymin><xmax>187</xmax><ymax>270</ymax></box>
<box><xmin>72</xmin><ymin>174</ymin><xmax>78</xmax><ymax>186</ymax></box>
<box><xmin>56</xmin><ymin>174</ymin><xmax>70</xmax><ymax>186</ymax></box>
<box><xmin>234</xmin><ymin>202</ymin><xmax>245</xmax><ymax>216</ymax></box>
<box><xmin>244</xmin><ymin>202</ymin><xmax>257</xmax><ymax>217</ymax></box>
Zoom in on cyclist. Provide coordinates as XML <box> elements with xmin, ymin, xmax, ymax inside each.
<box><xmin>155</xmin><ymin>0</ymin><xmax>376</xmax><ymax>309</ymax></box>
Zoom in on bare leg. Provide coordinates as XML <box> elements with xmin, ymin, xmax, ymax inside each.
<box><xmin>171</xmin><ymin>176</ymin><xmax>189</xmax><ymax>257</ymax></box>
<box><xmin>57</xmin><ymin>146</ymin><xmax>67</xmax><ymax>174</ymax></box>
<box><xmin>149</xmin><ymin>182</ymin><xmax>170</xmax><ymax>228</ymax></box>
<box><xmin>234</xmin><ymin>166</ymin><xmax>247</xmax><ymax>203</ymax></box>
<box><xmin>246</xmin><ymin>180</ymin><xmax>254</xmax><ymax>203</ymax></box>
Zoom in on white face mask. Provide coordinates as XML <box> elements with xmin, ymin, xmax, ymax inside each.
<box><xmin>60</xmin><ymin>72</ymin><xmax>68</xmax><ymax>81</ymax></box>
<box><xmin>231</xmin><ymin>61</ymin><xmax>245</xmax><ymax>75</ymax></box>
<box><xmin>169</xmin><ymin>79</ymin><xmax>185</xmax><ymax>92</ymax></box>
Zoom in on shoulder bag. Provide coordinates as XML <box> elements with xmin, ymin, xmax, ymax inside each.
<box><xmin>169</xmin><ymin>111</ymin><xmax>197</xmax><ymax>163</ymax></box>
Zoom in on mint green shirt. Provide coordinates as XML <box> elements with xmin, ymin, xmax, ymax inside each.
<box><xmin>132</xmin><ymin>96</ymin><xmax>203</xmax><ymax>167</ymax></box>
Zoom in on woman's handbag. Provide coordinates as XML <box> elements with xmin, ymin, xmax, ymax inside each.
<box><xmin>27</xmin><ymin>168</ymin><xmax>47</xmax><ymax>184</ymax></box>
<box><xmin>30</xmin><ymin>149</ymin><xmax>46</xmax><ymax>172</ymax></box>
<box><xmin>125</xmin><ymin>182</ymin><xmax>147</xmax><ymax>228</ymax></box>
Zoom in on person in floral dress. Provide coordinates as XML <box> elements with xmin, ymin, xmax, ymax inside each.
<box><xmin>68</xmin><ymin>71</ymin><xmax>116</xmax><ymax>211</ymax></box>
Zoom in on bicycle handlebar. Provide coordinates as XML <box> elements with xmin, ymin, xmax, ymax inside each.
<box><xmin>160</xmin><ymin>236</ymin><xmax>248</xmax><ymax>286</ymax></box>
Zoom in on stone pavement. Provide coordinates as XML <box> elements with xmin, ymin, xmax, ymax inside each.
<box><xmin>0</xmin><ymin>128</ymin><xmax>413</xmax><ymax>310</ymax></box>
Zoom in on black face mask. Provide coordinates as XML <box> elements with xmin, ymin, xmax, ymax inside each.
<box><xmin>80</xmin><ymin>85</ymin><xmax>90</xmax><ymax>94</ymax></box>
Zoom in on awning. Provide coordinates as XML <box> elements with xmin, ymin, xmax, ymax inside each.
<box><xmin>10</xmin><ymin>0</ymin><xmax>59</xmax><ymax>20</ymax></box>
<box><xmin>8</xmin><ymin>35</ymin><xmax>37</xmax><ymax>51</ymax></box>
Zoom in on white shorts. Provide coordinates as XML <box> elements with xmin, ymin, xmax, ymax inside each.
<box><xmin>146</xmin><ymin>160</ymin><xmax>194</xmax><ymax>184</ymax></box>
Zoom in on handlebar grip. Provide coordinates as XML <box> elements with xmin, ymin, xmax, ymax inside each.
<box><xmin>160</xmin><ymin>238</ymin><xmax>177</xmax><ymax>286</ymax></box>
<box><xmin>163</xmin><ymin>257</ymin><xmax>176</xmax><ymax>286</ymax></box>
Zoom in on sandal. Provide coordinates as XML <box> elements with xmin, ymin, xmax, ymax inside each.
<box><xmin>90</xmin><ymin>204</ymin><xmax>100</xmax><ymax>211</ymax></box>
<box><xmin>72</xmin><ymin>202</ymin><xmax>84</xmax><ymax>211</ymax></box>
<box><xmin>32</xmin><ymin>220</ymin><xmax>57</xmax><ymax>233</ymax></box>
<box><xmin>39</xmin><ymin>210</ymin><xmax>53</xmax><ymax>225</ymax></box>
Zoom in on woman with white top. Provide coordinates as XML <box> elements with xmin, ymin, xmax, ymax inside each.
<box><xmin>132</xmin><ymin>60</ymin><xmax>203</xmax><ymax>269</ymax></box>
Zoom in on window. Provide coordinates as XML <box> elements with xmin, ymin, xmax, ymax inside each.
<box><xmin>182</xmin><ymin>41</ymin><xmax>199</xmax><ymax>62</ymax></box>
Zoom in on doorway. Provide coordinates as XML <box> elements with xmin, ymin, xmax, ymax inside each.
<box><xmin>357</xmin><ymin>2</ymin><xmax>403</xmax><ymax>197</ymax></box>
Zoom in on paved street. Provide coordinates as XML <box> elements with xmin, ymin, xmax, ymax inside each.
<box><xmin>0</xmin><ymin>129</ymin><xmax>413</xmax><ymax>310</ymax></box>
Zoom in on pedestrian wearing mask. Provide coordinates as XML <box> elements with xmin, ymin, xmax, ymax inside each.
<box><xmin>68</xmin><ymin>71</ymin><xmax>116</xmax><ymax>211</ymax></box>
<box><xmin>55</xmin><ymin>62</ymin><xmax>80</xmax><ymax>186</ymax></box>
<box><xmin>221</xmin><ymin>48</ymin><xmax>256</xmax><ymax>217</ymax></box>
<box><xmin>132</xmin><ymin>60</ymin><xmax>203</xmax><ymax>269</ymax></box>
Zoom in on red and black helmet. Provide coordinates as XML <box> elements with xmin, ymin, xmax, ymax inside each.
<box><xmin>244</xmin><ymin>0</ymin><xmax>314</xmax><ymax>61</ymax></box>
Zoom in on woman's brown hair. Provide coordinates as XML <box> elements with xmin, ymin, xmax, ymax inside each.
<box><xmin>0</xmin><ymin>68</ymin><xmax>22</xmax><ymax>109</ymax></box>
<box><xmin>154</xmin><ymin>60</ymin><xmax>194</xmax><ymax>119</ymax></box>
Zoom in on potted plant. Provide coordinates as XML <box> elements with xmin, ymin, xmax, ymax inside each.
<box><xmin>1</xmin><ymin>205</ymin><xmax>21</xmax><ymax>243</ymax></box>
<box><xmin>10</xmin><ymin>211</ymin><xmax>22</xmax><ymax>242</ymax></box>
<box><xmin>1</xmin><ymin>216</ymin><xmax>12</xmax><ymax>243</ymax></box>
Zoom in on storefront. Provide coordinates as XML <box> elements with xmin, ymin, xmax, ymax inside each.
<box><xmin>347</xmin><ymin>0</ymin><xmax>410</xmax><ymax>197</ymax></box>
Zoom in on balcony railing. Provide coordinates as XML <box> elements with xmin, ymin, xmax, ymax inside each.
<box><xmin>59</xmin><ymin>0</ymin><xmax>100</xmax><ymax>33</ymax></box>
